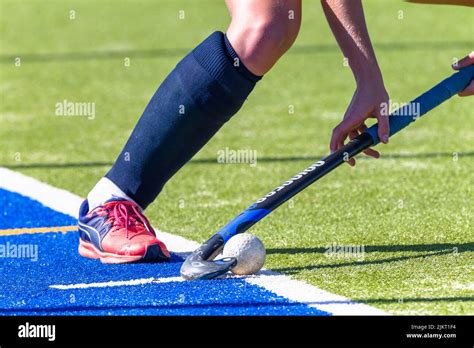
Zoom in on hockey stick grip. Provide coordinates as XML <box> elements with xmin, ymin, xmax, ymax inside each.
<box><xmin>365</xmin><ymin>65</ymin><xmax>474</xmax><ymax>145</ymax></box>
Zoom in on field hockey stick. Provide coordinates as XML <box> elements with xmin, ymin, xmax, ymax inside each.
<box><xmin>181</xmin><ymin>65</ymin><xmax>474</xmax><ymax>280</ymax></box>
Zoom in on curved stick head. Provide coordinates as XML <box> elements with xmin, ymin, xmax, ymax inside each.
<box><xmin>181</xmin><ymin>234</ymin><xmax>237</xmax><ymax>280</ymax></box>
<box><xmin>180</xmin><ymin>251</ymin><xmax>237</xmax><ymax>280</ymax></box>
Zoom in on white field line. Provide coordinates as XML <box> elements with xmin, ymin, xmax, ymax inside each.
<box><xmin>0</xmin><ymin>167</ymin><xmax>387</xmax><ymax>315</ymax></box>
<box><xmin>50</xmin><ymin>276</ymin><xmax>184</xmax><ymax>290</ymax></box>
<box><xmin>0</xmin><ymin>168</ymin><xmax>83</xmax><ymax>218</ymax></box>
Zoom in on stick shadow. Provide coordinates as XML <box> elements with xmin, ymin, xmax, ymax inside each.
<box><xmin>269</xmin><ymin>242</ymin><xmax>472</xmax><ymax>274</ymax></box>
<box><xmin>2</xmin><ymin>151</ymin><xmax>473</xmax><ymax>170</ymax></box>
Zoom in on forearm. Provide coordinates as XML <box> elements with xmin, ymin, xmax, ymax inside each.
<box><xmin>321</xmin><ymin>0</ymin><xmax>382</xmax><ymax>85</ymax></box>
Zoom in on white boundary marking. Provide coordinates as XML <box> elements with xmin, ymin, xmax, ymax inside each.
<box><xmin>50</xmin><ymin>276</ymin><xmax>184</xmax><ymax>290</ymax></box>
<box><xmin>0</xmin><ymin>168</ymin><xmax>83</xmax><ymax>218</ymax></box>
<box><xmin>0</xmin><ymin>167</ymin><xmax>387</xmax><ymax>315</ymax></box>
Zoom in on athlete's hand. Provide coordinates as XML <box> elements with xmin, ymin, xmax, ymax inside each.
<box><xmin>330</xmin><ymin>79</ymin><xmax>389</xmax><ymax>166</ymax></box>
<box><xmin>453</xmin><ymin>52</ymin><xmax>474</xmax><ymax>97</ymax></box>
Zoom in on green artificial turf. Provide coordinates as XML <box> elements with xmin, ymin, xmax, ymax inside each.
<box><xmin>1</xmin><ymin>0</ymin><xmax>473</xmax><ymax>314</ymax></box>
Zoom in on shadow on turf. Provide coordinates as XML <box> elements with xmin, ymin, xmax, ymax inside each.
<box><xmin>356</xmin><ymin>297</ymin><xmax>474</xmax><ymax>304</ymax></box>
<box><xmin>269</xmin><ymin>242</ymin><xmax>473</xmax><ymax>274</ymax></box>
<box><xmin>0</xmin><ymin>41</ymin><xmax>471</xmax><ymax>63</ymax></box>
<box><xmin>268</xmin><ymin>242</ymin><xmax>473</xmax><ymax>255</ymax></box>
<box><xmin>3</xmin><ymin>151</ymin><xmax>473</xmax><ymax>169</ymax></box>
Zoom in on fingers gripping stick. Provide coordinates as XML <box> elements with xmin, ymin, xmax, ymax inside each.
<box><xmin>366</xmin><ymin>65</ymin><xmax>474</xmax><ymax>145</ymax></box>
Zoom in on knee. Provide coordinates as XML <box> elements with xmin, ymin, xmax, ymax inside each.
<box><xmin>246</xmin><ymin>17</ymin><xmax>301</xmax><ymax>57</ymax></box>
<box><xmin>227</xmin><ymin>12</ymin><xmax>301</xmax><ymax>74</ymax></box>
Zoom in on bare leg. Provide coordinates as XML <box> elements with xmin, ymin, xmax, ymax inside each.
<box><xmin>226</xmin><ymin>0</ymin><xmax>302</xmax><ymax>76</ymax></box>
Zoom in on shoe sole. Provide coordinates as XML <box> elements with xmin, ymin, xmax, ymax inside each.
<box><xmin>78</xmin><ymin>239</ymin><xmax>169</xmax><ymax>264</ymax></box>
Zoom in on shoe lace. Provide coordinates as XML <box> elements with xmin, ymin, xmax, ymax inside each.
<box><xmin>100</xmin><ymin>201</ymin><xmax>152</xmax><ymax>239</ymax></box>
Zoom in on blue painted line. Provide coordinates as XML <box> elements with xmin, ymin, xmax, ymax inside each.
<box><xmin>0</xmin><ymin>189</ymin><xmax>329</xmax><ymax>316</ymax></box>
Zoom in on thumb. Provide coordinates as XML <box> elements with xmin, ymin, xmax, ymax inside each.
<box><xmin>459</xmin><ymin>80</ymin><xmax>474</xmax><ymax>97</ymax></box>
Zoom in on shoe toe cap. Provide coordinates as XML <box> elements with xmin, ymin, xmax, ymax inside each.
<box><xmin>119</xmin><ymin>236</ymin><xmax>170</xmax><ymax>259</ymax></box>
